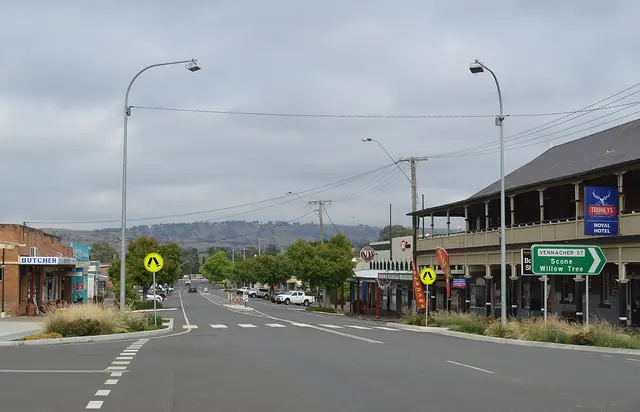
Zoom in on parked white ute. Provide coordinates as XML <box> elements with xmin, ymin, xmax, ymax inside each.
<box><xmin>275</xmin><ymin>290</ymin><xmax>315</xmax><ymax>306</ymax></box>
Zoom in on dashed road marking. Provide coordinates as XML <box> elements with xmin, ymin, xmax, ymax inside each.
<box><xmin>111</xmin><ymin>361</ymin><xmax>130</xmax><ymax>365</ymax></box>
<box><xmin>110</xmin><ymin>371</ymin><xmax>123</xmax><ymax>377</ymax></box>
<box><xmin>345</xmin><ymin>325</ymin><xmax>371</xmax><ymax>330</ymax></box>
<box><xmin>210</xmin><ymin>324</ymin><xmax>228</xmax><ymax>328</ymax></box>
<box><xmin>318</xmin><ymin>324</ymin><xmax>344</xmax><ymax>329</ymax></box>
<box><xmin>374</xmin><ymin>326</ymin><xmax>400</xmax><ymax>331</ymax></box>
<box><xmin>107</xmin><ymin>366</ymin><xmax>127</xmax><ymax>370</ymax></box>
<box><xmin>86</xmin><ymin>400</ymin><xmax>104</xmax><ymax>409</ymax></box>
<box><xmin>265</xmin><ymin>323</ymin><xmax>286</xmax><ymax>328</ymax></box>
<box><xmin>238</xmin><ymin>324</ymin><xmax>257</xmax><ymax>328</ymax></box>
<box><xmin>104</xmin><ymin>379</ymin><xmax>119</xmax><ymax>385</ymax></box>
<box><xmin>95</xmin><ymin>390</ymin><xmax>111</xmax><ymax>396</ymax></box>
<box><xmin>116</xmin><ymin>357</ymin><xmax>134</xmax><ymax>360</ymax></box>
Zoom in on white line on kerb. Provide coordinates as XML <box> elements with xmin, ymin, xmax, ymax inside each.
<box><xmin>447</xmin><ymin>360</ymin><xmax>494</xmax><ymax>374</ymax></box>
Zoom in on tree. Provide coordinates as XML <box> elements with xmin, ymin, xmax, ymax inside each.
<box><xmin>199</xmin><ymin>251</ymin><xmax>233</xmax><ymax>283</ymax></box>
<box><xmin>252</xmin><ymin>254</ymin><xmax>294</xmax><ymax>293</ymax></box>
<box><xmin>108</xmin><ymin>236</ymin><xmax>183</xmax><ymax>304</ymax></box>
<box><xmin>181</xmin><ymin>247</ymin><xmax>200</xmax><ymax>275</ymax></box>
<box><xmin>378</xmin><ymin>225</ymin><xmax>412</xmax><ymax>241</ymax></box>
<box><xmin>227</xmin><ymin>258</ymin><xmax>258</xmax><ymax>285</ymax></box>
<box><xmin>284</xmin><ymin>239</ymin><xmax>327</xmax><ymax>289</ymax></box>
<box><xmin>317</xmin><ymin>234</ymin><xmax>356</xmax><ymax>308</ymax></box>
<box><xmin>90</xmin><ymin>242</ymin><xmax>118</xmax><ymax>263</ymax></box>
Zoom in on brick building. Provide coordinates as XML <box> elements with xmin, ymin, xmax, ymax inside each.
<box><xmin>0</xmin><ymin>224</ymin><xmax>77</xmax><ymax>316</ymax></box>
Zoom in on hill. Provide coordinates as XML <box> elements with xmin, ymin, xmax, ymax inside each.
<box><xmin>48</xmin><ymin>221</ymin><xmax>387</xmax><ymax>252</ymax></box>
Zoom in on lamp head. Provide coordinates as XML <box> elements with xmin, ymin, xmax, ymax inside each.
<box><xmin>469</xmin><ymin>60</ymin><xmax>484</xmax><ymax>74</ymax></box>
<box><xmin>362</xmin><ymin>137</ymin><xmax>373</xmax><ymax>142</ymax></box>
<box><xmin>186</xmin><ymin>59</ymin><xmax>201</xmax><ymax>72</ymax></box>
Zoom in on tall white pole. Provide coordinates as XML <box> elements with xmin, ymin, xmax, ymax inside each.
<box><xmin>120</xmin><ymin>60</ymin><xmax>197</xmax><ymax>312</ymax></box>
<box><xmin>478</xmin><ymin>61</ymin><xmax>507</xmax><ymax>327</ymax></box>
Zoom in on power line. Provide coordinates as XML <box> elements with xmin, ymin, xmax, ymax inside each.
<box><xmin>129</xmin><ymin>101</ymin><xmax>640</xmax><ymax>120</ymax></box>
<box><xmin>26</xmin><ymin>162</ymin><xmax>397</xmax><ymax>225</ymax></box>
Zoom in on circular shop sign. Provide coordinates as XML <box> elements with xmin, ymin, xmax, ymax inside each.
<box><xmin>360</xmin><ymin>246</ymin><xmax>376</xmax><ymax>262</ymax></box>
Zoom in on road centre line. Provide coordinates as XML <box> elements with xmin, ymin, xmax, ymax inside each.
<box><xmin>446</xmin><ymin>360</ymin><xmax>494</xmax><ymax>374</ymax></box>
<box><xmin>0</xmin><ymin>369</ymin><xmax>106</xmax><ymax>374</ymax></box>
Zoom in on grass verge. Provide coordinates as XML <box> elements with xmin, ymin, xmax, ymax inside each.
<box><xmin>22</xmin><ymin>303</ymin><xmax>166</xmax><ymax>340</ymax></box>
<box><xmin>306</xmin><ymin>306</ymin><xmax>338</xmax><ymax>314</ymax></box>
<box><xmin>402</xmin><ymin>312</ymin><xmax>640</xmax><ymax>349</ymax></box>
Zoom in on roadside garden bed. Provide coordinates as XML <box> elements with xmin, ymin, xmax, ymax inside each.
<box><xmin>305</xmin><ymin>306</ymin><xmax>338</xmax><ymax>314</ymax></box>
<box><xmin>402</xmin><ymin>312</ymin><xmax>640</xmax><ymax>349</ymax></box>
<box><xmin>17</xmin><ymin>303</ymin><xmax>165</xmax><ymax>341</ymax></box>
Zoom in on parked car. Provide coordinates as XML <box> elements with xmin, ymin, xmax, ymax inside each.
<box><xmin>248</xmin><ymin>288</ymin><xmax>269</xmax><ymax>299</ymax></box>
<box><xmin>271</xmin><ymin>289</ymin><xmax>286</xmax><ymax>303</ymax></box>
<box><xmin>275</xmin><ymin>290</ymin><xmax>315</xmax><ymax>306</ymax></box>
<box><xmin>236</xmin><ymin>287</ymin><xmax>250</xmax><ymax>295</ymax></box>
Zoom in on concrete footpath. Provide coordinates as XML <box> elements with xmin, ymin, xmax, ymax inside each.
<box><xmin>0</xmin><ymin>317</ymin><xmax>42</xmax><ymax>341</ymax></box>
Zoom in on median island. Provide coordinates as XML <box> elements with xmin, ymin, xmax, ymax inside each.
<box><xmin>17</xmin><ymin>303</ymin><xmax>165</xmax><ymax>341</ymax></box>
<box><xmin>402</xmin><ymin>312</ymin><xmax>640</xmax><ymax>349</ymax></box>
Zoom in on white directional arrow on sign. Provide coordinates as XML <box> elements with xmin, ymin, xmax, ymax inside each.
<box><xmin>588</xmin><ymin>247</ymin><xmax>601</xmax><ymax>273</ymax></box>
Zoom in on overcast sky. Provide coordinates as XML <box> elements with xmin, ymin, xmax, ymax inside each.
<box><xmin>2</xmin><ymin>0</ymin><xmax>638</xmax><ymax>230</ymax></box>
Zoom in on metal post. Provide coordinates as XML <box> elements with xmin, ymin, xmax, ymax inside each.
<box><xmin>543</xmin><ymin>275</ymin><xmax>548</xmax><ymax>323</ymax></box>
<box><xmin>152</xmin><ymin>272</ymin><xmax>157</xmax><ymax>326</ymax></box>
<box><xmin>425</xmin><ymin>284</ymin><xmax>429</xmax><ymax>325</ymax></box>
<box><xmin>119</xmin><ymin>59</ymin><xmax>198</xmax><ymax>312</ymax></box>
<box><xmin>1</xmin><ymin>248</ymin><xmax>5</xmax><ymax>314</ymax></box>
<box><xmin>389</xmin><ymin>204</ymin><xmax>393</xmax><ymax>260</ymax></box>
<box><xmin>421</xmin><ymin>194</ymin><xmax>425</xmax><ymax>238</ymax></box>
<box><xmin>410</xmin><ymin>159</ymin><xmax>417</xmax><ymax>213</ymax></box>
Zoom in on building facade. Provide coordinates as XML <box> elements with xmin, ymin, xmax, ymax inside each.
<box><xmin>410</xmin><ymin>118</ymin><xmax>640</xmax><ymax>325</ymax></box>
<box><xmin>0</xmin><ymin>224</ymin><xmax>77</xmax><ymax>316</ymax></box>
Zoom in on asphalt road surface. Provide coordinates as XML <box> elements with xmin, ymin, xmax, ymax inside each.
<box><xmin>2</xmin><ymin>281</ymin><xmax>640</xmax><ymax>411</ymax></box>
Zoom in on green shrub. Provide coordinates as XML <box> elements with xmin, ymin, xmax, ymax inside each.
<box><xmin>48</xmin><ymin>318</ymin><xmax>104</xmax><ymax>337</ymax></box>
<box><xmin>132</xmin><ymin>300</ymin><xmax>163</xmax><ymax>310</ymax></box>
<box><xmin>306</xmin><ymin>306</ymin><xmax>337</xmax><ymax>313</ymax></box>
<box><xmin>401</xmin><ymin>313</ymin><xmax>426</xmax><ymax>326</ymax></box>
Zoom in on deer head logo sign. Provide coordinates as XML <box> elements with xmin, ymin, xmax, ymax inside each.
<box><xmin>592</xmin><ymin>190</ymin><xmax>611</xmax><ymax>206</ymax></box>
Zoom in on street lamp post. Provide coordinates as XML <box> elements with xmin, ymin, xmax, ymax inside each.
<box><xmin>469</xmin><ymin>59</ymin><xmax>507</xmax><ymax>327</ymax></box>
<box><xmin>119</xmin><ymin>59</ymin><xmax>201</xmax><ymax>312</ymax></box>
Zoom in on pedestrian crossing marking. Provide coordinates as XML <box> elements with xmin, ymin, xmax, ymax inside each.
<box><xmin>345</xmin><ymin>325</ymin><xmax>371</xmax><ymax>330</ymax></box>
<box><xmin>319</xmin><ymin>324</ymin><xmax>344</xmax><ymax>329</ymax></box>
<box><xmin>265</xmin><ymin>323</ymin><xmax>286</xmax><ymax>328</ymax></box>
<box><xmin>210</xmin><ymin>324</ymin><xmax>228</xmax><ymax>329</ymax></box>
<box><xmin>198</xmin><ymin>323</ymin><xmax>407</xmax><ymax>331</ymax></box>
<box><xmin>238</xmin><ymin>324</ymin><xmax>257</xmax><ymax>328</ymax></box>
<box><xmin>291</xmin><ymin>322</ymin><xmax>310</xmax><ymax>327</ymax></box>
<box><xmin>374</xmin><ymin>326</ymin><xmax>400</xmax><ymax>331</ymax></box>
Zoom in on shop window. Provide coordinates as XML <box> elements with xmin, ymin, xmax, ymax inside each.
<box><xmin>558</xmin><ymin>276</ymin><xmax>575</xmax><ymax>304</ymax></box>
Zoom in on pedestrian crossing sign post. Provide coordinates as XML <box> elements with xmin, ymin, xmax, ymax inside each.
<box><xmin>143</xmin><ymin>252</ymin><xmax>164</xmax><ymax>326</ymax></box>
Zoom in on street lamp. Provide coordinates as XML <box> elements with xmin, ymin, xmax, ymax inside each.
<box><xmin>119</xmin><ymin>58</ymin><xmax>201</xmax><ymax>312</ymax></box>
<box><xmin>469</xmin><ymin>58</ymin><xmax>507</xmax><ymax>327</ymax></box>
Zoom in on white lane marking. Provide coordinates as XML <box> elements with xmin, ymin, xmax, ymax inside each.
<box><xmin>178</xmin><ymin>289</ymin><xmax>191</xmax><ymax>325</ymax></box>
<box><xmin>116</xmin><ymin>357</ymin><xmax>134</xmax><ymax>360</ymax></box>
<box><xmin>447</xmin><ymin>360</ymin><xmax>494</xmax><ymax>374</ymax></box>
<box><xmin>318</xmin><ymin>324</ymin><xmax>344</xmax><ymax>329</ymax></box>
<box><xmin>106</xmin><ymin>366</ymin><xmax>127</xmax><ymax>370</ymax></box>
<box><xmin>122</xmin><ymin>350</ymin><xmax>138</xmax><ymax>353</ymax></box>
<box><xmin>374</xmin><ymin>326</ymin><xmax>400</xmax><ymax>331</ymax></box>
<box><xmin>110</xmin><ymin>371</ymin><xmax>123</xmax><ymax>377</ymax></box>
<box><xmin>602</xmin><ymin>355</ymin><xmax>614</xmax><ymax>358</ymax></box>
<box><xmin>291</xmin><ymin>322</ymin><xmax>310</xmax><ymax>327</ymax></box>
<box><xmin>95</xmin><ymin>390</ymin><xmax>111</xmax><ymax>396</ymax></box>
<box><xmin>238</xmin><ymin>324</ymin><xmax>257</xmax><ymax>328</ymax></box>
<box><xmin>0</xmin><ymin>369</ymin><xmax>105</xmax><ymax>374</ymax></box>
<box><xmin>345</xmin><ymin>325</ymin><xmax>371</xmax><ymax>330</ymax></box>
<box><xmin>104</xmin><ymin>379</ymin><xmax>119</xmax><ymax>385</ymax></box>
<box><xmin>120</xmin><ymin>353</ymin><xmax>135</xmax><ymax>357</ymax></box>
<box><xmin>111</xmin><ymin>361</ymin><xmax>130</xmax><ymax>365</ymax></box>
<box><xmin>86</xmin><ymin>400</ymin><xmax>104</xmax><ymax>409</ymax></box>
<box><xmin>183</xmin><ymin>325</ymin><xmax>198</xmax><ymax>329</ymax></box>
<box><xmin>265</xmin><ymin>323</ymin><xmax>286</xmax><ymax>328</ymax></box>
<box><xmin>210</xmin><ymin>324</ymin><xmax>228</xmax><ymax>329</ymax></box>
<box><xmin>625</xmin><ymin>358</ymin><xmax>640</xmax><ymax>362</ymax></box>
<box><xmin>251</xmin><ymin>308</ymin><xmax>383</xmax><ymax>344</ymax></box>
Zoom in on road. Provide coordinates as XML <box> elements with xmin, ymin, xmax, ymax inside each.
<box><xmin>1</xmin><ymin>281</ymin><xmax>639</xmax><ymax>411</ymax></box>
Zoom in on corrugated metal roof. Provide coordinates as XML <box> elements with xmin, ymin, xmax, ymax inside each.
<box><xmin>469</xmin><ymin>117</ymin><xmax>640</xmax><ymax>199</ymax></box>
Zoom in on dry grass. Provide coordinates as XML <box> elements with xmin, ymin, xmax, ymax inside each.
<box><xmin>407</xmin><ymin>312</ymin><xmax>640</xmax><ymax>349</ymax></box>
<box><xmin>41</xmin><ymin>303</ymin><xmax>159</xmax><ymax>337</ymax></box>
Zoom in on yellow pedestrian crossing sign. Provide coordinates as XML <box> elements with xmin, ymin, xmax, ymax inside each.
<box><xmin>419</xmin><ymin>267</ymin><xmax>436</xmax><ymax>285</ymax></box>
<box><xmin>144</xmin><ymin>253</ymin><xmax>164</xmax><ymax>273</ymax></box>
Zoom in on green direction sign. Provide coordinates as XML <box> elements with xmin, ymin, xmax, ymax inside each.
<box><xmin>530</xmin><ymin>244</ymin><xmax>606</xmax><ymax>275</ymax></box>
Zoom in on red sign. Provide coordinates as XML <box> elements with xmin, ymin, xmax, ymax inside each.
<box><xmin>411</xmin><ymin>260</ymin><xmax>427</xmax><ymax>310</ymax></box>
<box><xmin>76</xmin><ymin>282</ymin><xmax>84</xmax><ymax>291</ymax></box>
<box><xmin>588</xmin><ymin>205</ymin><xmax>617</xmax><ymax>216</ymax></box>
<box><xmin>435</xmin><ymin>247</ymin><xmax>451</xmax><ymax>298</ymax></box>
<box><xmin>400</xmin><ymin>240</ymin><xmax>407</xmax><ymax>252</ymax></box>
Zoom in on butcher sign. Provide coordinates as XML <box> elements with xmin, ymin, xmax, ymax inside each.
<box><xmin>400</xmin><ymin>240</ymin><xmax>407</xmax><ymax>252</ymax></box>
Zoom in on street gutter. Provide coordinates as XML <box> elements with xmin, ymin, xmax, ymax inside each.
<box><xmin>389</xmin><ymin>322</ymin><xmax>640</xmax><ymax>356</ymax></box>
<box><xmin>0</xmin><ymin>318</ymin><xmax>174</xmax><ymax>347</ymax></box>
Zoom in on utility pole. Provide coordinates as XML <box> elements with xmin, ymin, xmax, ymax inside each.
<box><xmin>308</xmin><ymin>200</ymin><xmax>331</xmax><ymax>242</ymax></box>
<box><xmin>397</xmin><ymin>157</ymin><xmax>428</xmax><ymax>213</ymax></box>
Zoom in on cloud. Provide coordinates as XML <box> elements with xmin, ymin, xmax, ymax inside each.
<box><xmin>2</xmin><ymin>0</ymin><xmax>639</xmax><ymax>232</ymax></box>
